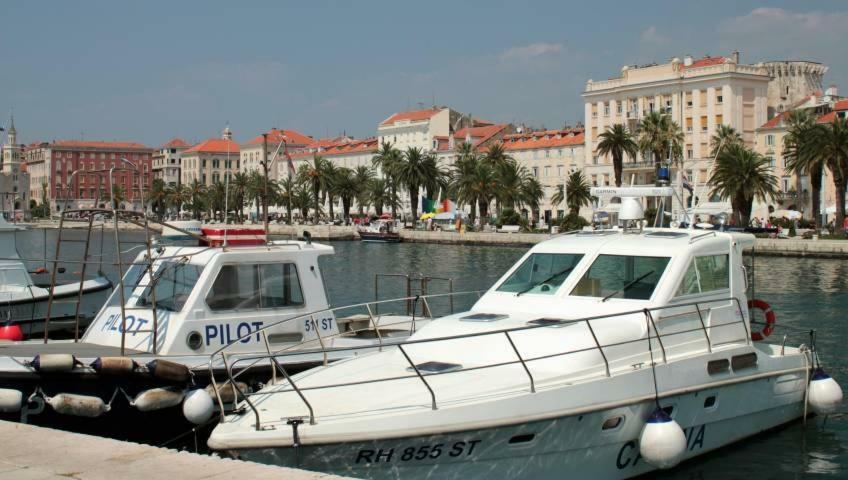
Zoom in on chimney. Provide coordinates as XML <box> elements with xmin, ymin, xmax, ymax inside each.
<box><xmin>731</xmin><ymin>51</ymin><xmax>740</xmax><ymax>64</ymax></box>
<box><xmin>683</xmin><ymin>55</ymin><xmax>693</xmax><ymax>67</ymax></box>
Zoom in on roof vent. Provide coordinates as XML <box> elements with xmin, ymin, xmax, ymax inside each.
<box><xmin>461</xmin><ymin>313</ymin><xmax>508</xmax><ymax>322</ymax></box>
<box><xmin>411</xmin><ymin>361</ymin><xmax>463</xmax><ymax>374</ymax></box>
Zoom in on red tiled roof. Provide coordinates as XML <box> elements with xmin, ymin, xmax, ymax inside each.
<box><xmin>305</xmin><ymin>136</ymin><xmax>350</xmax><ymax>150</ymax></box>
<box><xmin>322</xmin><ymin>138</ymin><xmax>378</xmax><ymax>157</ymax></box>
<box><xmin>160</xmin><ymin>138</ymin><xmax>189</xmax><ymax>149</ymax></box>
<box><xmin>817</xmin><ymin>112</ymin><xmax>837</xmax><ymax>124</ymax></box>
<box><xmin>183</xmin><ymin>138</ymin><xmax>240</xmax><ymax>155</ymax></box>
<box><xmin>834</xmin><ymin>100</ymin><xmax>848</xmax><ymax>111</ymax></box>
<box><xmin>435</xmin><ymin>124</ymin><xmax>510</xmax><ymax>151</ymax></box>
<box><xmin>53</xmin><ymin>140</ymin><xmax>150</xmax><ymax>150</ymax></box>
<box><xmin>759</xmin><ymin>112</ymin><xmax>791</xmax><ymax>130</ymax></box>
<box><xmin>244</xmin><ymin>128</ymin><xmax>313</xmax><ymax>147</ymax></box>
<box><xmin>501</xmin><ymin>128</ymin><xmax>584</xmax><ymax>151</ymax></box>
<box><xmin>682</xmin><ymin>56</ymin><xmax>726</xmax><ymax>70</ymax></box>
<box><xmin>380</xmin><ymin>108</ymin><xmax>443</xmax><ymax>126</ymax></box>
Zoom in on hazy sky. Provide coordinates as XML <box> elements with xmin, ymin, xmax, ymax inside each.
<box><xmin>2</xmin><ymin>1</ymin><xmax>846</xmax><ymax>146</ymax></box>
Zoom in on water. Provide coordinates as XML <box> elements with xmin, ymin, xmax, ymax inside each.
<box><xmin>13</xmin><ymin>229</ymin><xmax>848</xmax><ymax>477</ymax></box>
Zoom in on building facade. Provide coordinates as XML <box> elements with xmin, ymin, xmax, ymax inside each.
<box><xmin>240</xmin><ymin>128</ymin><xmax>313</xmax><ymax>180</ymax></box>
<box><xmin>763</xmin><ymin>61</ymin><xmax>828</xmax><ymax>117</ymax></box>
<box><xmin>377</xmin><ymin>107</ymin><xmax>463</xmax><ymax>152</ymax></box>
<box><xmin>0</xmin><ymin>116</ymin><xmax>30</xmax><ymax>218</ymax></box>
<box><xmin>25</xmin><ymin>139</ymin><xmax>152</xmax><ymax>212</ymax></box>
<box><xmin>152</xmin><ymin>138</ymin><xmax>189</xmax><ymax>186</ymax></box>
<box><xmin>180</xmin><ymin>127</ymin><xmax>240</xmax><ymax>186</ymax></box>
<box><xmin>583</xmin><ymin>53</ymin><xmax>771</xmax><ymax>215</ymax></box>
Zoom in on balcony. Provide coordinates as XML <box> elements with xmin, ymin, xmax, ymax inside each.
<box><xmin>623</xmin><ymin>160</ymin><xmax>656</xmax><ymax>170</ymax></box>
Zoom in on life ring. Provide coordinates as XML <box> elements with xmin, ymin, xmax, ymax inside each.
<box><xmin>748</xmin><ymin>299</ymin><xmax>776</xmax><ymax>341</ymax></box>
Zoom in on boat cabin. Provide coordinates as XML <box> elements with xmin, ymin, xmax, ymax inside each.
<box><xmin>82</xmin><ymin>240</ymin><xmax>338</xmax><ymax>356</ymax></box>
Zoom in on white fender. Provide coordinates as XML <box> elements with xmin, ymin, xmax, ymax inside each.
<box><xmin>183</xmin><ymin>389</ymin><xmax>215</xmax><ymax>425</ymax></box>
<box><xmin>809</xmin><ymin>369</ymin><xmax>843</xmax><ymax>415</ymax></box>
<box><xmin>32</xmin><ymin>354</ymin><xmax>77</xmax><ymax>373</ymax></box>
<box><xmin>0</xmin><ymin>388</ymin><xmax>22</xmax><ymax>412</ymax></box>
<box><xmin>639</xmin><ymin>409</ymin><xmax>687</xmax><ymax>469</ymax></box>
<box><xmin>46</xmin><ymin>393</ymin><xmax>109</xmax><ymax>417</ymax></box>
<box><xmin>132</xmin><ymin>387</ymin><xmax>185</xmax><ymax>412</ymax></box>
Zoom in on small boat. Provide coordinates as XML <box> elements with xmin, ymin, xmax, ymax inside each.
<box><xmin>0</xmin><ymin>216</ymin><xmax>111</xmax><ymax>339</ymax></box>
<box><xmin>358</xmin><ymin>217</ymin><xmax>401</xmax><ymax>243</ymax></box>
<box><xmin>208</xmin><ymin>187</ymin><xmax>842</xmax><ymax>479</ymax></box>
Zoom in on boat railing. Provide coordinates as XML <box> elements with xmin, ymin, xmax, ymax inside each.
<box><xmin>209</xmin><ymin>295</ymin><xmax>764</xmax><ymax>431</ymax></box>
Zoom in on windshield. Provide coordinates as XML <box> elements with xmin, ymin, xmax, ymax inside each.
<box><xmin>136</xmin><ymin>261</ymin><xmax>204</xmax><ymax>312</ymax></box>
<box><xmin>497</xmin><ymin>253</ymin><xmax>584</xmax><ymax>295</ymax></box>
<box><xmin>571</xmin><ymin>255</ymin><xmax>670</xmax><ymax>300</ymax></box>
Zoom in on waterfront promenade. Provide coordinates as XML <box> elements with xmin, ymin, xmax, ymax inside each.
<box><xmin>0</xmin><ymin>421</ymin><xmax>349</xmax><ymax>480</ymax></box>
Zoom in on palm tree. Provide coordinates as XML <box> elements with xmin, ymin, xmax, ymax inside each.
<box><xmin>276</xmin><ymin>176</ymin><xmax>296</xmax><ymax>224</ymax></box>
<box><xmin>292</xmin><ymin>184</ymin><xmax>312</xmax><ymax>220</ymax></box>
<box><xmin>149</xmin><ymin>179</ymin><xmax>167</xmax><ymax>219</ymax></box>
<box><xmin>371</xmin><ymin>141</ymin><xmax>402</xmax><ymax>218</ymax></box>
<box><xmin>111</xmin><ymin>185</ymin><xmax>126</xmax><ymax>209</ymax></box>
<box><xmin>368</xmin><ymin>178</ymin><xmax>393</xmax><ymax>216</ymax></box>
<box><xmin>565</xmin><ymin>170</ymin><xmax>592</xmax><ymax>215</ymax></box>
<box><xmin>353</xmin><ymin>165</ymin><xmax>375</xmax><ymax>216</ymax></box>
<box><xmin>710</xmin><ymin>124</ymin><xmax>743</xmax><ymax>157</ymax></box>
<box><xmin>322</xmin><ymin>162</ymin><xmax>338</xmax><ymax>221</ymax></box>
<box><xmin>815</xmin><ymin>117</ymin><xmax>848</xmax><ymax>228</ymax></box>
<box><xmin>784</xmin><ymin>110</ymin><xmax>824</xmax><ymax>221</ymax></box>
<box><xmin>468</xmin><ymin>162</ymin><xmax>498</xmax><ymax>221</ymax></box>
<box><xmin>449</xmin><ymin>142</ymin><xmax>481</xmax><ymax>221</ymax></box>
<box><xmin>245</xmin><ymin>171</ymin><xmax>264</xmax><ymax>221</ymax></box>
<box><xmin>520</xmin><ymin>175</ymin><xmax>544</xmax><ymax>215</ymax></box>
<box><xmin>638</xmin><ymin>111</ymin><xmax>684</xmax><ymax>166</ymax></box>
<box><xmin>483</xmin><ymin>142</ymin><xmax>514</xmax><ymax>216</ymax></box>
<box><xmin>709</xmin><ymin>144</ymin><xmax>778</xmax><ymax>226</ymax></box>
<box><xmin>205</xmin><ymin>181</ymin><xmax>227</xmax><ymax>221</ymax></box>
<box><xmin>395</xmin><ymin>147</ymin><xmax>439</xmax><ymax>220</ymax></box>
<box><xmin>597</xmin><ymin>124</ymin><xmax>638</xmax><ymax>187</ymax></box>
<box><xmin>185</xmin><ymin>180</ymin><xmax>206</xmax><ymax>220</ymax></box>
<box><xmin>230</xmin><ymin>172</ymin><xmax>250</xmax><ymax>222</ymax></box>
<box><xmin>332</xmin><ymin>167</ymin><xmax>359</xmax><ymax>222</ymax></box>
<box><xmin>299</xmin><ymin>155</ymin><xmax>330</xmax><ymax>220</ymax></box>
<box><xmin>164</xmin><ymin>184</ymin><xmax>189</xmax><ymax>216</ymax></box>
<box><xmin>551</xmin><ymin>184</ymin><xmax>565</xmax><ymax>209</ymax></box>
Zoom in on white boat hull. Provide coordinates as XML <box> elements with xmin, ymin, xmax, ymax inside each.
<box><xmin>0</xmin><ymin>278</ymin><xmax>112</xmax><ymax>337</ymax></box>
<box><xmin>229</xmin><ymin>372</ymin><xmax>806</xmax><ymax>479</ymax></box>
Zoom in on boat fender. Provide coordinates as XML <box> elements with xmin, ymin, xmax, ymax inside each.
<box><xmin>90</xmin><ymin>357</ymin><xmax>137</xmax><ymax>375</ymax></box>
<box><xmin>748</xmin><ymin>299</ymin><xmax>776</xmax><ymax>341</ymax></box>
<box><xmin>146</xmin><ymin>359</ymin><xmax>191</xmax><ymax>383</ymax></box>
<box><xmin>638</xmin><ymin>408</ymin><xmax>687</xmax><ymax>469</ymax></box>
<box><xmin>183</xmin><ymin>388</ymin><xmax>215</xmax><ymax>425</ymax></box>
<box><xmin>46</xmin><ymin>393</ymin><xmax>109</xmax><ymax>417</ymax></box>
<box><xmin>132</xmin><ymin>387</ymin><xmax>185</xmax><ymax>412</ymax></box>
<box><xmin>0</xmin><ymin>388</ymin><xmax>23</xmax><ymax>412</ymax></box>
<box><xmin>808</xmin><ymin>368</ymin><xmax>843</xmax><ymax>415</ymax></box>
<box><xmin>0</xmin><ymin>325</ymin><xmax>23</xmax><ymax>342</ymax></box>
<box><xmin>31</xmin><ymin>354</ymin><xmax>78</xmax><ymax>373</ymax></box>
<box><xmin>204</xmin><ymin>382</ymin><xmax>247</xmax><ymax>404</ymax></box>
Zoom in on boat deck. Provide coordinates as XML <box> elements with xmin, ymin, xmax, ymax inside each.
<box><xmin>0</xmin><ymin>341</ymin><xmax>145</xmax><ymax>358</ymax></box>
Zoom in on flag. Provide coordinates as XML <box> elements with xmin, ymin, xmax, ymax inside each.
<box><xmin>681</xmin><ymin>170</ymin><xmax>693</xmax><ymax>194</ymax></box>
<box><xmin>421</xmin><ymin>197</ymin><xmax>436</xmax><ymax>213</ymax></box>
<box><xmin>285</xmin><ymin>151</ymin><xmax>295</xmax><ymax>179</ymax></box>
<box><xmin>436</xmin><ymin>199</ymin><xmax>455</xmax><ymax>213</ymax></box>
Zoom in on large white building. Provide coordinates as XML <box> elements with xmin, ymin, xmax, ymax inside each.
<box><xmin>152</xmin><ymin>138</ymin><xmax>189</xmax><ymax>186</ymax></box>
<box><xmin>180</xmin><ymin>127</ymin><xmax>239</xmax><ymax>186</ymax></box>
<box><xmin>377</xmin><ymin>107</ymin><xmax>463</xmax><ymax>152</ymax></box>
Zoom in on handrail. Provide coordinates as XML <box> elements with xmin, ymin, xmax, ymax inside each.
<box><xmin>211</xmin><ymin>295</ymin><xmax>752</xmax><ymax>430</ymax></box>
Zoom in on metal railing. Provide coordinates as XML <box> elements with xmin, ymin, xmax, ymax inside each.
<box><xmin>209</xmin><ymin>295</ymin><xmax>761</xmax><ymax>430</ymax></box>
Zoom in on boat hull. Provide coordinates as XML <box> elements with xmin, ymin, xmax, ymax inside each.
<box><xmin>2</xmin><ymin>281</ymin><xmax>112</xmax><ymax>338</ymax></box>
<box><xmin>228</xmin><ymin>374</ymin><xmax>807</xmax><ymax>479</ymax></box>
<box><xmin>358</xmin><ymin>232</ymin><xmax>401</xmax><ymax>243</ymax></box>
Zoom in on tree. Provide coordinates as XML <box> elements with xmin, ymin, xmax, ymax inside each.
<box><xmin>185</xmin><ymin>180</ymin><xmax>206</xmax><ymax>220</ymax></box>
<box><xmin>565</xmin><ymin>170</ymin><xmax>592</xmax><ymax>215</ymax></box>
<box><xmin>637</xmin><ymin>111</ymin><xmax>684</xmax><ymax>166</ymax></box>
<box><xmin>551</xmin><ymin>183</ymin><xmax>565</xmax><ymax>209</ymax></box>
<box><xmin>483</xmin><ymin>142</ymin><xmax>514</xmax><ymax>216</ymax></box>
<box><xmin>449</xmin><ymin>142</ymin><xmax>482</xmax><ymax>222</ymax></box>
<box><xmin>815</xmin><ymin>117</ymin><xmax>848</xmax><ymax>228</ymax></box>
<box><xmin>276</xmin><ymin>176</ymin><xmax>296</xmax><ymax>224</ymax></box>
<box><xmin>371</xmin><ymin>141</ymin><xmax>402</xmax><ymax>218</ymax></box>
<box><xmin>597</xmin><ymin>124</ymin><xmax>638</xmax><ymax>187</ymax></box>
<box><xmin>369</xmin><ymin>178</ymin><xmax>393</xmax><ymax>216</ymax></box>
<box><xmin>204</xmin><ymin>181</ymin><xmax>227</xmax><ymax>221</ymax></box>
<box><xmin>332</xmin><ymin>167</ymin><xmax>358</xmax><ymax>222</ymax></box>
<box><xmin>245</xmin><ymin>171</ymin><xmax>264</xmax><ymax>221</ymax></box>
<box><xmin>230</xmin><ymin>172</ymin><xmax>250</xmax><ymax>222</ymax></box>
<box><xmin>353</xmin><ymin>165</ymin><xmax>375</xmax><ymax>215</ymax></box>
<box><xmin>111</xmin><ymin>185</ymin><xmax>126</xmax><ymax>208</ymax></box>
<box><xmin>395</xmin><ymin>147</ymin><xmax>439</xmax><ymax>220</ymax></box>
<box><xmin>710</xmin><ymin>124</ymin><xmax>743</xmax><ymax>157</ymax></box>
<box><xmin>709</xmin><ymin>144</ymin><xmax>778</xmax><ymax>226</ymax></box>
<box><xmin>299</xmin><ymin>155</ymin><xmax>331</xmax><ymax>220</ymax></box>
<box><xmin>784</xmin><ymin>110</ymin><xmax>825</xmax><ymax>221</ymax></box>
<box><xmin>148</xmin><ymin>179</ymin><xmax>168</xmax><ymax>219</ymax></box>
<box><xmin>165</xmin><ymin>184</ymin><xmax>189</xmax><ymax>216</ymax></box>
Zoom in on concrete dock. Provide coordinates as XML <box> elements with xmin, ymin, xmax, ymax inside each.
<box><xmin>0</xmin><ymin>421</ymin><xmax>350</xmax><ymax>479</ymax></box>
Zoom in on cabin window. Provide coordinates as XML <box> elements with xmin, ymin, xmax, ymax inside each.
<box><xmin>136</xmin><ymin>262</ymin><xmax>204</xmax><ymax>312</ymax></box>
<box><xmin>571</xmin><ymin>255</ymin><xmax>670</xmax><ymax>300</ymax></box>
<box><xmin>676</xmin><ymin>254</ymin><xmax>729</xmax><ymax>296</ymax></box>
<box><xmin>206</xmin><ymin>263</ymin><xmax>304</xmax><ymax>311</ymax></box>
<box><xmin>496</xmin><ymin>253</ymin><xmax>584</xmax><ymax>295</ymax></box>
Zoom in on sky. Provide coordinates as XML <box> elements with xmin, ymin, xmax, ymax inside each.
<box><xmin>1</xmin><ymin>1</ymin><xmax>846</xmax><ymax>147</ymax></box>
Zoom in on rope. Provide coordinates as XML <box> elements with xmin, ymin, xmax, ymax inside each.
<box><xmin>157</xmin><ymin>415</ymin><xmax>219</xmax><ymax>451</ymax></box>
<box><xmin>644</xmin><ymin>309</ymin><xmax>661</xmax><ymax>409</ymax></box>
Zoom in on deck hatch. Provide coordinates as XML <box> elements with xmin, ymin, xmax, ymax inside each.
<box><xmin>411</xmin><ymin>361</ymin><xmax>463</xmax><ymax>374</ymax></box>
<box><xmin>460</xmin><ymin>313</ymin><xmax>507</xmax><ymax>322</ymax></box>
<box><xmin>731</xmin><ymin>352</ymin><xmax>758</xmax><ymax>371</ymax></box>
<box><xmin>527</xmin><ymin>318</ymin><xmax>568</xmax><ymax>327</ymax></box>
<box><xmin>707</xmin><ymin>359</ymin><xmax>730</xmax><ymax>375</ymax></box>
<box><xmin>644</xmin><ymin>231</ymin><xmax>688</xmax><ymax>239</ymax></box>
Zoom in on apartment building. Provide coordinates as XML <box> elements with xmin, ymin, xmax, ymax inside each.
<box><xmin>240</xmin><ymin>128</ymin><xmax>313</xmax><ymax>180</ymax></box>
<box><xmin>377</xmin><ymin>107</ymin><xmax>463</xmax><ymax>152</ymax></box>
<box><xmin>152</xmin><ymin>138</ymin><xmax>189</xmax><ymax>186</ymax></box>
<box><xmin>180</xmin><ymin>127</ymin><xmax>239</xmax><ymax>186</ymax></box>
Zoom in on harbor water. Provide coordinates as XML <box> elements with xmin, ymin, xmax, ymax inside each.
<box><xmin>14</xmin><ymin>228</ymin><xmax>848</xmax><ymax>478</ymax></box>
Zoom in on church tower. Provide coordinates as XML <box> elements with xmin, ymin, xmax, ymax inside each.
<box><xmin>2</xmin><ymin>114</ymin><xmax>22</xmax><ymax>173</ymax></box>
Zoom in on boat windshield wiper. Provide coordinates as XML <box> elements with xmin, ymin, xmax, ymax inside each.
<box><xmin>516</xmin><ymin>265</ymin><xmax>577</xmax><ymax>296</ymax></box>
<box><xmin>602</xmin><ymin>270</ymin><xmax>655</xmax><ymax>302</ymax></box>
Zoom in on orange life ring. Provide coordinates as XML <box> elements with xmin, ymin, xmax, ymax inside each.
<box><xmin>748</xmin><ymin>299</ymin><xmax>776</xmax><ymax>341</ymax></box>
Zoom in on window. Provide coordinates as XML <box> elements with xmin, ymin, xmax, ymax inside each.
<box><xmin>700</xmin><ymin>116</ymin><xmax>708</xmax><ymax>132</ymax></box>
<box><xmin>766</xmin><ymin>156</ymin><xmax>775</xmax><ymax>168</ymax></box>
<box><xmin>687</xmin><ymin>149</ymin><xmax>694</xmax><ymax>159</ymax></box>
<box><xmin>135</xmin><ymin>262</ymin><xmax>204</xmax><ymax>312</ymax></box>
<box><xmin>604</xmin><ymin>104</ymin><xmax>610</xmax><ymax>116</ymax></box>
<box><xmin>571</xmin><ymin>255</ymin><xmax>671</xmax><ymax>300</ymax></box>
<box><xmin>206</xmin><ymin>263</ymin><xmax>304</xmax><ymax>310</ymax></box>
<box><xmin>716</xmin><ymin>95</ymin><xmax>723</xmax><ymax>104</ymax></box>
<box><xmin>676</xmin><ymin>255</ymin><xmax>729</xmax><ymax>296</ymax></box>
<box><xmin>557</xmin><ymin>165</ymin><xmax>564</xmax><ymax>177</ymax></box>
<box><xmin>497</xmin><ymin>253</ymin><xmax>584</xmax><ymax>295</ymax></box>
<box><xmin>544</xmin><ymin>166</ymin><xmax>550</xmax><ymax>177</ymax></box>
<box><xmin>765</xmin><ymin>135</ymin><xmax>775</xmax><ymax>147</ymax></box>
<box><xmin>532</xmin><ymin>167</ymin><xmax>539</xmax><ymax>178</ymax></box>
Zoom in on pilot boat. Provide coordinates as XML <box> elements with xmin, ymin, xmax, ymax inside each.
<box><xmin>208</xmin><ymin>189</ymin><xmax>843</xmax><ymax>479</ymax></box>
<box><xmin>0</xmin><ymin>214</ymin><xmax>435</xmax><ymax>432</ymax></box>
<box><xmin>0</xmin><ymin>216</ymin><xmax>110</xmax><ymax>338</ymax></box>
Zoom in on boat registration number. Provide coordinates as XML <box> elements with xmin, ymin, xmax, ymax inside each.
<box><xmin>355</xmin><ymin>440</ymin><xmax>482</xmax><ymax>464</ymax></box>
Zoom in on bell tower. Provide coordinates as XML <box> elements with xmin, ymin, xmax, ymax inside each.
<box><xmin>2</xmin><ymin>114</ymin><xmax>22</xmax><ymax>174</ymax></box>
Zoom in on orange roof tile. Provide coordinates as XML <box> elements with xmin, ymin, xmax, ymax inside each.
<box><xmin>245</xmin><ymin>129</ymin><xmax>313</xmax><ymax>147</ymax></box>
<box><xmin>160</xmin><ymin>138</ymin><xmax>190</xmax><ymax>149</ymax></box>
<box><xmin>183</xmin><ymin>138</ymin><xmax>240</xmax><ymax>155</ymax></box>
<box><xmin>435</xmin><ymin>124</ymin><xmax>510</xmax><ymax>151</ymax></box>
<box><xmin>501</xmin><ymin>128</ymin><xmax>585</xmax><ymax>151</ymax></box>
<box><xmin>759</xmin><ymin>112</ymin><xmax>791</xmax><ymax>130</ymax></box>
<box><xmin>380</xmin><ymin>108</ymin><xmax>443</xmax><ymax>126</ymax></box>
<box><xmin>682</xmin><ymin>56</ymin><xmax>726</xmax><ymax>70</ymax></box>
<box><xmin>817</xmin><ymin>112</ymin><xmax>837</xmax><ymax>124</ymax></box>
<box><xmin>53</xmin><ymin>140</ymin><xmax>150</xmax><ymax>150</ymax></box>
<box><xmin>322</xmin><ymin>138</ymin><xmax>378</xmax><ymax>157</ymax></box>
<box><xmin>834</xmin><ymin>100</ymin><xmax>848</xmax><ymax>111</ymax></box>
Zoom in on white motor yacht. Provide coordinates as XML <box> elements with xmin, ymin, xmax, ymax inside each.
<box><xmin>208</xmin><ymin>193</ymin><xmax>842</xmax><ymax>479</ymax></box>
